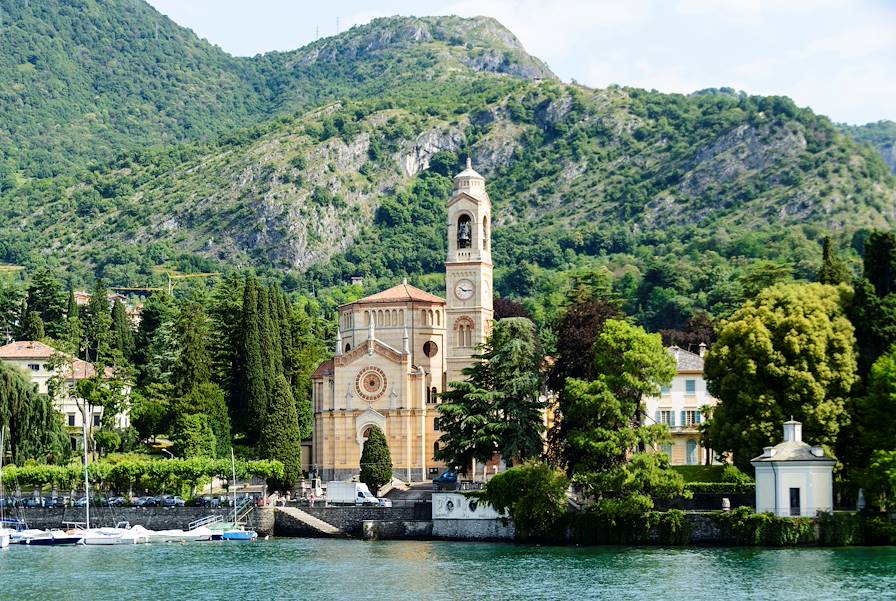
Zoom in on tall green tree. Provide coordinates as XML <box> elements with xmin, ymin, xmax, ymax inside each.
<box><xmin>0</xmin><ymin>361</ymin><xmax>71</xmax><ymax>464</ymax></box>
<box><xmin>359</xmin><ymin>425</ymin><xmax>392</xmax><ymax>494</ymax></box>
<box><xmin>849</xmin><ymin>232</ymin><xmax>896</xmax><ymax>377</ymax></box>
<box><xmin>818</xmin><ymin>235</ymin><xmax>849</xmax><ymax>285</ymax></box>
<box><xmin>172</xmin><ymin>383</ymin><xmax>232</xmax><ymax>458</ymax></box>
<box><xmin>208</xmin><ymin>273</ymin><xmax>244</xmax><ymax>406</ymax></box>
<box><xmin>238</xmin><ymin>275</ymin><xmax>267</xmax><ymax>442</ymax></box>
<box><xmin>83</xmin><ymin>280</ymin><xmax>112</xmax><ymax>365</ymax></box>
<box><xmin>171</xmin><ymin>295</ymin><xmax>211</xmax><ymax>397</ymax></box>
<box><xmin>703</xmin><ymin>283</ymin><xmax>857</xmax><ymax>471</ymax></box>
<box><xmin>134</xmin><ymin>292</ymin><xmax>177</xmax><ymax>382</ymax></box>
<box><xmin>24</xmin><ymin>267</ymin><xmax>66</xmax><ymax>339</ymax></box>
<box><xmin>548</xmin><ymin>271</ymin><xmax>622</xmax><ymax>469</ymax></box>
<box><xmin>170</xmin><ymin>412</ymin><xmax>216</xmax><ymax>459</ymax></box>
<box><xmin>259</xmin><ymin>374</ymin><xmax>303</xmax><ymax>491</ymax></box>
<box><xmin>0</xmin><ymin>279</ymin><xmax>24</xmax><ymax>342</ymax></box>
<box><xmin>23</xmin><ymin>311</ymin><xmax>45</xmax><ymax>340</ymax></box>
<box><xmin>561</xmin><ymin>319</ymin><xmax>681</xmax><ymax>513</ymax></box>
<box><xmin>437</xmin><ymin>317</ymin><xmax>545</xmax><ymax>471</ymax></box>
<box><xmin>110</xmin><ymin>300</ymin><xmax>134</xmax><ymax>361</ymax></box>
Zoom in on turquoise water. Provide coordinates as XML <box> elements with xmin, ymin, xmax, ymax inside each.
<box><xmin>2</xmin><ymin>539</ymin><xmax>894</xmax><ymax>600</ymax></box>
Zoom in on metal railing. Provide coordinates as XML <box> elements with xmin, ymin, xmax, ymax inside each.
<box><xmin>234</xmin><ymin>497</ymin><xmax>255</xmax><ymax>524</ymax></box>
<box><xmin>188</xmin><ymin>514</ymin><xmax>223</xmax><ymax>530</ymax></box>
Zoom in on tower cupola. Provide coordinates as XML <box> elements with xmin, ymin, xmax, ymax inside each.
<box><xmin>452</xmin><ymin>157</ymin><xmax>487</xmax><ymax>200</ymax></box>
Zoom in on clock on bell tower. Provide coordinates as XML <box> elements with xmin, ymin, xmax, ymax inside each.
<box><xmin>445</xmin><ymin>158</ymin><xmax>494</xmax><ymax>384</ymax></box>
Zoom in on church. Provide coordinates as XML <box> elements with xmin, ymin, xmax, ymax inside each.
<box><xmin>311</xmin><ymin>160</ymin><xmax>494</xmax><ymax>481</ymax></box>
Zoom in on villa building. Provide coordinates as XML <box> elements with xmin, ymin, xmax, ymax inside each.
<box><xmin>311</xmin><ymin>160</ymin><xmax>494</xmax><ymax>481</ymax></box>
<box><xmin>642</xmin><ymin>344</ymin><xmax>719</xmax><ymax>465</ymax></box>
<box><xmin>0</xmin><ymin>340</ymin><xmax>130</xmax><ymax>431</ymax></box>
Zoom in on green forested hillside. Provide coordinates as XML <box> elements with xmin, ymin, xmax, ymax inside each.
<box><xmin>0</xmin><ymin>0</ymin><xmax>894</xmax><ymax>335</ymax></box>
<box><xmin>0</xmin><ymin>0</ymin><xmax>551</xmax><ymax>178</ymax></box>
<box><xmin>840</xmin><ymin>120</ymin><xmax>896</xmax><ymax>173</ymax></box>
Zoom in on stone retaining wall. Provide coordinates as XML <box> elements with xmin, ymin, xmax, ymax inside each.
<box><xmin>296</xmin><ymin>505</ymin><xmax>422</xmax><ymax>536</ymax></box>
<box><xmin>13</xmin><ymin>506</ymin><xmax>275</xmax><ymax>537</ymax></box>
<box><xmin>362</xmin><ymin>520</ymin><xmax>433</xmax><ymax>540</ymax></box>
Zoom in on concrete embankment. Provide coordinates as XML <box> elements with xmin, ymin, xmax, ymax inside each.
<box><xmin>274</xmin><ymin>505</ymin><xmax>423</xmax><ymax>537</ymax></box>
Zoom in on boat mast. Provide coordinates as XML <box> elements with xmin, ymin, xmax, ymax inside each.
<box><xmin>1</xmin><ymin>425</ymin><xmax>5</xmax><ymax>525</ymax></box>
<box><xmin>231</xmin><ymin>447</ymin><xmax>237</xmax><ymax>524</ymax></box>
<box><xmin>83</xmin><ymin>409</ymin><xmax>90</xmax><ymax>530</ymax></box>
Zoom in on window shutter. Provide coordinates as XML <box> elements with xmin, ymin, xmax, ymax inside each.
<box><xmin>680</xmin><ymin>410</ymin><xmax>685</xmax><ymax>427</ymax></box>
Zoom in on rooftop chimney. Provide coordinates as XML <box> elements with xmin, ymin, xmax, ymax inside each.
<box><xmin>699</xmin><ymin>342</ymin><xmax>707</xmax><ymax>358</ymax></box>
<box><xmin>783</xmin><ymin>419</ymin><xmax>802</xmax><ymax>443</ymax></box>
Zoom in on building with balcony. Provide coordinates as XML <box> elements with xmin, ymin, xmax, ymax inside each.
<box><xmin>642</xmin><ymin>344</ymin><xmax>719</xmax><ymax>465</ymax></box>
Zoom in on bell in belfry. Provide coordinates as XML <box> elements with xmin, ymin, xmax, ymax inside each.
<box><xmin>458</xmin><ymin>220</ymin><xmax>471</xmax><ymax>248</ymax></box>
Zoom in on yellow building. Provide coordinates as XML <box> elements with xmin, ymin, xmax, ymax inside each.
<box><xmin>311</xmin><ymin>160</ymin><xmax>494</xmax><ymax>481</ymax></box>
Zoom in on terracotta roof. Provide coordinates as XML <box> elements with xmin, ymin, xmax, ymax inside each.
<box><xmin>0</xmin><ymin>340</ymin><xmax>58</xmax><ymax>359</ymax></box>
<box><xmin>311</xmin><ymin>359</ymin><xmax>334</xmax><ymax>379</ymax></box>
<box><xmin>347</xmin><ymin>283</ymin><xmax>444</xmax><ymax>306</ymax></box>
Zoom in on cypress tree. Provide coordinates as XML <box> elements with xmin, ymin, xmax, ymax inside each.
<box><xmin>110</xmin><ymin>300</ymin><xmax>134</xmax><ymax>361</ymax></box>
<box><xmin>66</xmin><ymin>290</ymin><xmax>80</xmax><ymax>321</ymax></box>
<box><xmin>23</xmin><ymin>311</ymin><xmax>44</xmax><ymax>340</ymax></box>
<box><xmin>239</xmin><ymin>275</ymin><xmax>266</xmax><ymax>442</ymax></box>
<box><xmin>83</xmin><ymin>280</ymin><xmax>112</xmax><ymax>365</ymax></box>
<box><xmin>359</xmin><ymin>425</ymin><xmax>392</xmax><ymax>494</ymax></box>
<box><xmin>818</xmin><ymin>235</ymin><xmax>849</xmax><ymax>285</ymax></box>
<box><xmin>259</xmin><ymin>374</ymin><xmax>303</xmax><ymax>492</ymax></box>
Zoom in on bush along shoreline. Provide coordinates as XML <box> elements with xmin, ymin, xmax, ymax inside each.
<box><xmin>555</xmin><ymin>508</ymin><xmax>896</xmax><ymax>547</ymax></box>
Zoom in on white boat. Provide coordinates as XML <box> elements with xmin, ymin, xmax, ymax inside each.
<box><xmin>10</xmin><ymin>528</ymin><xmax>46</xmax><ymax>544</ymax></box>
<box><xmin>82</xmin><ymin>526</ymin><xmax>151</xmax><ymax>545</ymax></box>
<box><xmin>0</xmin><ymin>532</ymin><xmax>8</xmax><ymax>548</ymax></box>
<box><xmin>25</xmin><ymin>529</ymin><xmax>85</xmax><ymax>545</ymax></box>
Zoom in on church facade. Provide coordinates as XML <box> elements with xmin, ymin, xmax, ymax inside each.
<box><xmin>311</xmin><ymin>160</ymin><xmax>494</xmax><ymax>481</ymax></box>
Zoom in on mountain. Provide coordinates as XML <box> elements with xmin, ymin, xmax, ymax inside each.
<box><xmin>0</xmin><ymin>0</ymin><xmax>552</xmax><ymax>178</ymax></box>
<box><xmin>840</xmin><ymin>121</ymin><xmax>896</xmax><ymax>173</ymax></box>
<box><xmin>0</xmin><ymin>0</ymin><xmax>894</xmax><ymax>331</ymax></box>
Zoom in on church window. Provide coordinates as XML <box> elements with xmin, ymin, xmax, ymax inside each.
<box><xmin>457</xmin><ymin>215</ymin><xmax>472</xmax><ymax>249</ymax></box>
<box><xmin>433</xmin><ymin>441</ymin><xmax>440</xmax><ymax>456</ymax></box>
<box><xmin>423</xmin><ymin>341</ymin><xmax>438</xmax><ymax>358</ymax></box>
<box><xmin>454</xmin><ymin>316</ymin><xmax>474</xmax><ymax>347</ymax></box>
<box><xmin>431</xmin><ymin>386</ymin><xmax>438</xmax><ymax>404</ymax></box>
<box><xmin>483</xmin><ymin>215</ymin><xmax>490</xmax><ymax>250</ymax></box>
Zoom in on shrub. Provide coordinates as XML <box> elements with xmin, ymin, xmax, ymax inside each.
<box><xmin>478</xmin><ymin>461</ymin><xmax>569</xmax><ymax>541</ymax></box>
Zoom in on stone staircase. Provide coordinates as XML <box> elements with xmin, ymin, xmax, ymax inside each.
<box><xmin>275</xmin><ymin>507</ymin><xmax>344</xmax><ymax>537</ymax></box>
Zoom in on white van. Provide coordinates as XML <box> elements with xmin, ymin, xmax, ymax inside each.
<box><xmin>325</xmin><ymin>481</ymin><xmax>380</xmax><ymax>506</ymax></box>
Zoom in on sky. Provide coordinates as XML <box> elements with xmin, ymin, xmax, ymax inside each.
<box><xmin>146</xmin><ymin>0</ymin><xmax>896</xmax><ymax>125</ymax></box>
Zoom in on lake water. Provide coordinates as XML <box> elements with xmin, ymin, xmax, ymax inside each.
<box><xmin>2</xmin><ymin>539</ymin><xmax>894</xmax><ymax>600</ymax></box>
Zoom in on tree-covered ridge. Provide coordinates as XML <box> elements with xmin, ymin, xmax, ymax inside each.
<box><xmin>839</xmin><ymin>120</ymin><xmax>896</xmax><ymax>174</ymax></box>
<box><xmin>0</xmin><ymin>0</ymin><xmax>552</xmax><ymax>179</ymax></box>
<box><xmin>1</xmin><ymin>74</ymin><xmax>893</xmax><ymax>330</ymax></box>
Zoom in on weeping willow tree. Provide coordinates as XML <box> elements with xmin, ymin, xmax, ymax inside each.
<box><xmin>0</xmin><ymin>362</ymin><xmax>71</xmax><ymax>465</ymax></box>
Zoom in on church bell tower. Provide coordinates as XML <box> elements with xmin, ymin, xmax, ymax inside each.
<box><xmin>445</xmin><ymin>158</ymin><xmax>494</xmax><ymax>384</ymax></box>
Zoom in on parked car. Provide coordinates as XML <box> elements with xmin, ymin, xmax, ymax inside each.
<box><xmin>22</xmin><ymin>497</ymin><xmax>43</xmax><ymax>508</ymax></box>
<box><xmin>325</xmin><ymin>481</ymin><xmax>380</xmax><ymax>506</ymax></box>
<box><xmin>51</xmin><ymin>496</ymin><xmax>68</xmax><ymax>508</ymax></box>
<box><xmin>432</xmin><ymin>469</ymin><xmax>458</xmax><ymax>490</ymax></box>
<box><xmin>107</xmin><ymin>496</ymin><xmax>127</xmax><ymax>507</ymax></box>
<box><xmin>378</xmin><ymin>498</ymin><xmax>393</xmax><ymax>508</ymax></box>
<box><xmin>189</xmin><ymin>496</ymin><xmax>220</xmax><ymax>508</ymax></box>
<box><xmin>73</xmin><ymin>497</ymin><xmax>88</xmax><ymax>508</ymax></box>
<box><xmin>136</xmin><ymin>496</ymin><xmax>159</xmax><ymax>507</ymax></box>
<box><xmin>160</xmin><ymin>495</ymin><xmax>186</xmax><ymax>507</ymax></box>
